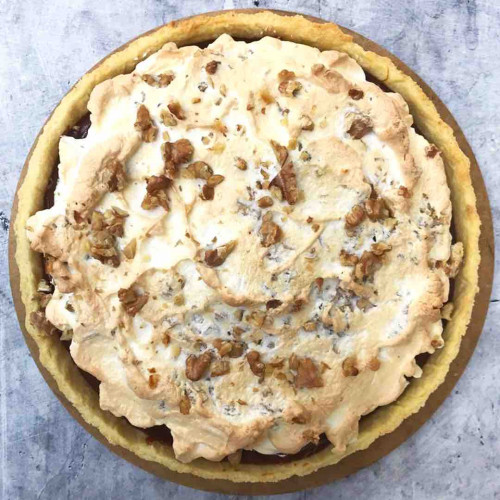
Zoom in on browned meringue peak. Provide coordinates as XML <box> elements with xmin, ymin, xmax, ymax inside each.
<box><xmin>26</xmin><ymin>34</ymin><xmax>457</xmax><ymax>463</ymax></box>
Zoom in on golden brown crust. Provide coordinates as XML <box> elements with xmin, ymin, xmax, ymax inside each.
<box><xmin>13</xmin><ymin>10</ymin><xmax>480</xmax><ymax>483</ymax></box>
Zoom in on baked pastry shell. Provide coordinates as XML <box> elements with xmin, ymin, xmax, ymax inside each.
<box><xmin>9</xmin><ymin>9</ymin><xmax>492</xmax><ymax>494</ymax></box>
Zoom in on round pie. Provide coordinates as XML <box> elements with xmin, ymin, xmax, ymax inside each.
<box><xmin>13</xmin><ymin>11</ymin><xmax>480</xmax><ymax>484</ymax></box>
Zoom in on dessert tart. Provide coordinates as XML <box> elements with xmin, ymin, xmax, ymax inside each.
<box><xmin>12</xmin><ymin>10</ymin><xmax>481</xmax><ymax>486</ymax></box>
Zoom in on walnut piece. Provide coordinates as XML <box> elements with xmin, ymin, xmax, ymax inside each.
<box><xmin>185</xmin><ymin>351</ymin><xmax>212</xmax><ymax>381</ymax></box>
<box><xmin>123</xmin><ymin>238</ymin><xmax>137</xmax><ymax>260</ymax></box>
<box><xmin>204</xmin><ymin>241</ymin><xmax>236</xmax><ymax>267</ymax></box>
<box><xmin>118</xmin><ymin>287</ymin><xmax>149</xmax><ymax>316</ymax></box>
<box><xmin>398</xmin><ymin>186</ymin><xmax>412</xmax><ymax>198</ymax></box>
<box><xmin>293</xmin><ymin>357</ymin><xmax>323</xmax><ymax>389</ymax></box>
<box><xmin>259</xmin><ymin>213</ymin><xmax>282</xmax><ymax>247</ymax></box>
<box><xmin>347</xmin><ymin>116</ymin><xmax>373</xmax><ymax>139</ymax></box>
<box><xmin>205</xmin><ymin>60</ymin><xmax>220</xmax><ymax>74</ymax></box>
<box><xmin>167</xmin><ymin>101</ymin><xmax>186</xmax><ymax>120</ymax></box>
<box><xmin>142</xmin><ymin>73</ymin><xmax>174</xmax><ymax>87</ymax></box>
<box><xmin>186</xmin><ymin>161</ymin><xmax>213</xmax><ymax>180</ymax></box>
<box><xmin>200</xmin><ymin>184</ymin><xmax>215</xmax><ymax>201</ymax></box>
<box><xmin>160</xmin><ymin>109</ymin><xmax>177</xmax><ymax>126</ymax></box>
<box><xmin>348</xmin><ymin>88</ymin><xmax>364</xmax><ymax>100</ymax></box>
<box><xmin>257</xmin><ymin>196</ymin><xmax>273</xmax><ymax>208</ymax></box>
<box><xmin>211</xmin><ymin>360</ymin><xmax>230</xmax><ymax>377</ymax></box>
<box><xmin>141</xmin><ymin>175</ymin><xmax>171</xmax><ymax>211</ymax></box>
<box><xmin>88</xmin><ymin>228</ymin><xmax>120</xmax><ymax>267</ymax></box>
<box><xmin>179</xmin><ymin>393</ymin><xmax>191</xmax><ymax>414</ymax></box>
<box><xmin>279</xmin><ymin>79</ymin><xmax>302</xmax><ymax>96</ymax></box>
<box><xmin>103</xmin><ymin>158</ymin><xmax>126</xmax><ymax>192</ymax></box>
<box><xmin>354</xmin><ymin>251</ymin><xmax>380</xmax><ymax>280</ymax></box>
<box><xmin>162</xmin><ymin>139</ymin><xmax>194</xmax><ymax>179</ymax></box>
<box><xmin>426</xmin><ymin>144</ymin><xmax>440</xmax><ymax>158</ymax></box>
<box><xmin>235</xmin><ymin>157</ymin><xmax>248</xmax><ymax>170</ymax></box>
<box><xmin>206</xmin><ymin>174</ymin><xmax>225</xmax><ymax>187</ymax></box>
<box><xmin>340</xmin><ymin>249</ymin><xmax>359</xmax><ymax>266</ymax></box>
<box><xmin>300</xmin><ymin>114</ymin><xmax>314</xmax><ymax>131</ymax></box>
<box><xmin>148</xmin><ymin>373</ymin><xmax>160</xmax><ymax>389</ymax></box>
<box><xmin>270</xmin><ymin>141</ymin><xmax>298</xmax><ymax>205</ymax></box>
<box><xmin>345</xmin><ymin>204</ymin><xmax>366</xmax><ymax>228</ymax></box>
<box><xmin>364</xmin><ymin>198</ymin><xmax>389</xmax><ymax>220</ymax></box>
<box><xmin>134</xmin><ymin>104</ymin><xmax>158</xmax><ymax>142</ymax></box>
<box><xmin>342</xmin><ymin>357</ymin><xmax>359</xmax><ymax>377</ymax></box>
<box><xmin>246</xmin><ymin>351</ymin><xmax>265</xmax><ymax>381</ymax></box>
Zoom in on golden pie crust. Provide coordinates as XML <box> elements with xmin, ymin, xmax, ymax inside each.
<box><xmin>13</xmin><ymin>10</ymin><xmax>480</xmax><ymax>483</ymax></box>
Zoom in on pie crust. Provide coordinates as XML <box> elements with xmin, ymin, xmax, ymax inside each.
<box><xmin>12</xmin><ymin>10</ymin><xmax>480</xmax><ymax>483</ymax></box>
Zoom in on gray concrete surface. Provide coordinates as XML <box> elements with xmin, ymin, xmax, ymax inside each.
<box><xmin>1</xmin><ymin>0</ymin><xmax>499</xmax><ymax>498</ymax></box>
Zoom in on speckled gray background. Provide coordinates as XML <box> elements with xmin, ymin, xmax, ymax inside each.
<box><xmin>1</xmin><ymin>1</ymin><xmax>499</xmax><ymax>499</ymax></box>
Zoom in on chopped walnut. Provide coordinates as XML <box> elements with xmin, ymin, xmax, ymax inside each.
<box><xmin>142</xmin><ymin>73</ymin><xmax>174</xmax><ymax>87</ymax></box>
<box><xmin>200</xmin><ymin>185</ymin><xmax>215</xmax><ymax>201</ymax></box>
<box><xmin>141</xmin><ymin>175</ymin><xmax>171</xmax><ymax>211</ymax></box>
<box><xmin>300</xmin><ymin>114</ymin><xmax>314</xmax><ymax>131</ymax></box>
<box><xmin>123</xmin><ymin>238</ymin><xmax>137</xmax><ymax>260</ymax></box>
<box><xmin>348</xmin><ymin>88</ymin><xmax>364</xmax><ymax>100</ymax></box>
<box><xmin>211</xmin><ymin>359</ymin><xmax>230</xmax><ymax>377</ymax></box>
<box><xmin>294</xmin><ymin>357</ymin><xmax>323</xmax><ymax>389</ymax></box>
<box><xmin>371</xmin><ymin>242</ymin><xmax>392</xmax><ymax>256</ymax></box>
<box><xmin>134</xmin><ymin>104</ymin><xmax>158</xmax><ymax>142</ymax></box>
<box><xmin>160</xmin><ymin>109</ymin><xmax>177</xmax><ymax>126</ymax></box>
<box><xmin>179</xmin><ymin>393</ymin><xmax>191</xmax><ymax>414</ymax></box>
<box><xmin>30</xmin><ymin>310</ymin><xmax>59</xmax><ymax>335</ymax></box>
<box><xmin>345</xmin><ymin>204</ymin><xmax>366</xmax><ymax>228</ymax></box>
<box><xmin>205</xmin><ymin>60</ymin><xmax>220</xmax><ymax>74</ymax></box>
<box><xmin>340</xmin><ymin>249</ymin><xmax>359</xmax><ymax>266</ymax></box>
<box><xmin>266</xmin><ymin>299</ymin><xmax>282</xmax><ymax>309</ymax></box>
<box><xmin>364</xmin><ymin>198</ymin><xmax>389</xmax><ymax>220</ymax></box>
<box><xmin>204</xmin><ymin>241</ymin><xmax>236</xmax><ymax>267</ymax></box>
<box><xmin>186</xmin><ymin>161</ymin><xmax>213</xmax><ymax>180</ymax></box>
<box><xmin>103</xmin><ymin>158</ymin><xmax>126</xmax><ymax>192</ymax></box>
<box><xmin>148</xmin><ymin>373</ymin><xmax>160</xmax><ymax>389</ymax></box>
<box><xmin>88</xmin><ymin>228</ymin><xmax>120</xmax><ymax>267</ymax></box>
<box><xmin>299</xmin><ymin>151</ymin><xmax>311</xmax><ymax>162</ymax></box>
<box><xmin>354</xmin><ymin>251</ymin><xmax>380</xmax><ymax>280</ymax></box>
<box><xmin>246</xmin><ymin>310</ymin><xmax>266</xmax><ymax>327</ymax></box>
<box><xmin>167</xmin><ymin>101</ymin><xmax>186</xmax><ymax>120</ymax></box>
<box><xmin>342</xmin><ymin>357</ymin><xmax>359</xmax><ymax>377</ymax></box>
<box><xmin>213</xmin><ymin>339</ymin><xmax>232</xmax><ymax>357</ymax></box>
<box><xmin>235</xmin><ymin>157</ymin><xmax>248</xmax><ymax>171</ymax></box>
<box><xmin>303</xmin><ymin>321</ymin><xmax>317</xmax><ymax>332</ymax></box>
<box><xmin>162</xmin><ymin>139</ymin><xmax>194</xmax><ymax>179</ymax></box>
<box><xmin>257</xmin><ymin>196</ymin><xmax>273</xmax><ymax>208</ymax></box>
<box><xmin>278</xmin><ymin>69</ymin><xmax>296</xmax><ymax>81</ymax></box>
<box><xmin>228</xmin><ymin>341</ymin><xmax>245</xmax><ymax>358</ymax></box>
<box><xmin>347</xmin><ymin>116</ymin><xmax>373</xmax><ymax>139</ymax></box>
<box><xmin>270</xmin><ymin>141</ymin><xmax>298</xmax><ymax>205</ymax></box>
<box><xmin>279</xmin><ymin>79</ymin><xmax>302</xmax><ymax>96</ymax></box>
<box><xmin>259</xmin><ymin>213</ymin><xmax>282</xmax><ymax>247</ymax></box>
<box><xmin>426</xmin><ymin>144</ymin><xmax>440</xmax><ymax>158</ymax></box>
<box><xmin>398</xmin><ymin>186</ymin><xmax>412</xmax><ymax>198</ymax></box>
<box><xmin>206</xmin><ymin>174</ymin><xmax>225</xmax><ymax>187</ymax></box>
<box><xmin>246</xmin><ymin>351</ymin><xmax>265</xmax><ymax>381</ymax></box>
<box><xmin>118</xmin><ymin>287</ymin><xmax>149</xmax><ymax>316</ymax></box>
<box><xmin>185</xmin><ymin>351</ymin><xmax>212</xmax><ymax>381</ymax></box>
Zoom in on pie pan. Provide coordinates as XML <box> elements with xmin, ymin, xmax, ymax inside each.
<box><xmin>9</xmin><ymin>9</ymin><xmax>493</xmax><ymax>495</ymax></box>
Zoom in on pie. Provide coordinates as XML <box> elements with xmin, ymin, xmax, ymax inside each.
<box><xmin>13</xmin><ymin>11</ymin><xmax>480</xmax><ymax>483</ymax></box>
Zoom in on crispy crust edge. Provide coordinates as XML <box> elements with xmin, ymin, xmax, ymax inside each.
<box><xmin>13</xmin><ymin>10</ymin><xmax>480</xmax><ymax>483</ymax></box>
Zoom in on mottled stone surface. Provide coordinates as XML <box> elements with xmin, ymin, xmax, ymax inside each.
<box><xmin>0</xmin><ymin>1</ymin><xmax>499</xmax><ymax>498</ymax></box>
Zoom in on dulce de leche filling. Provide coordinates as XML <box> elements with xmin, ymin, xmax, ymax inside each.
<box><xmin>27</xmin><ymin>35</ymin><xmax>462</xmax><ymax>464</ymax></box>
